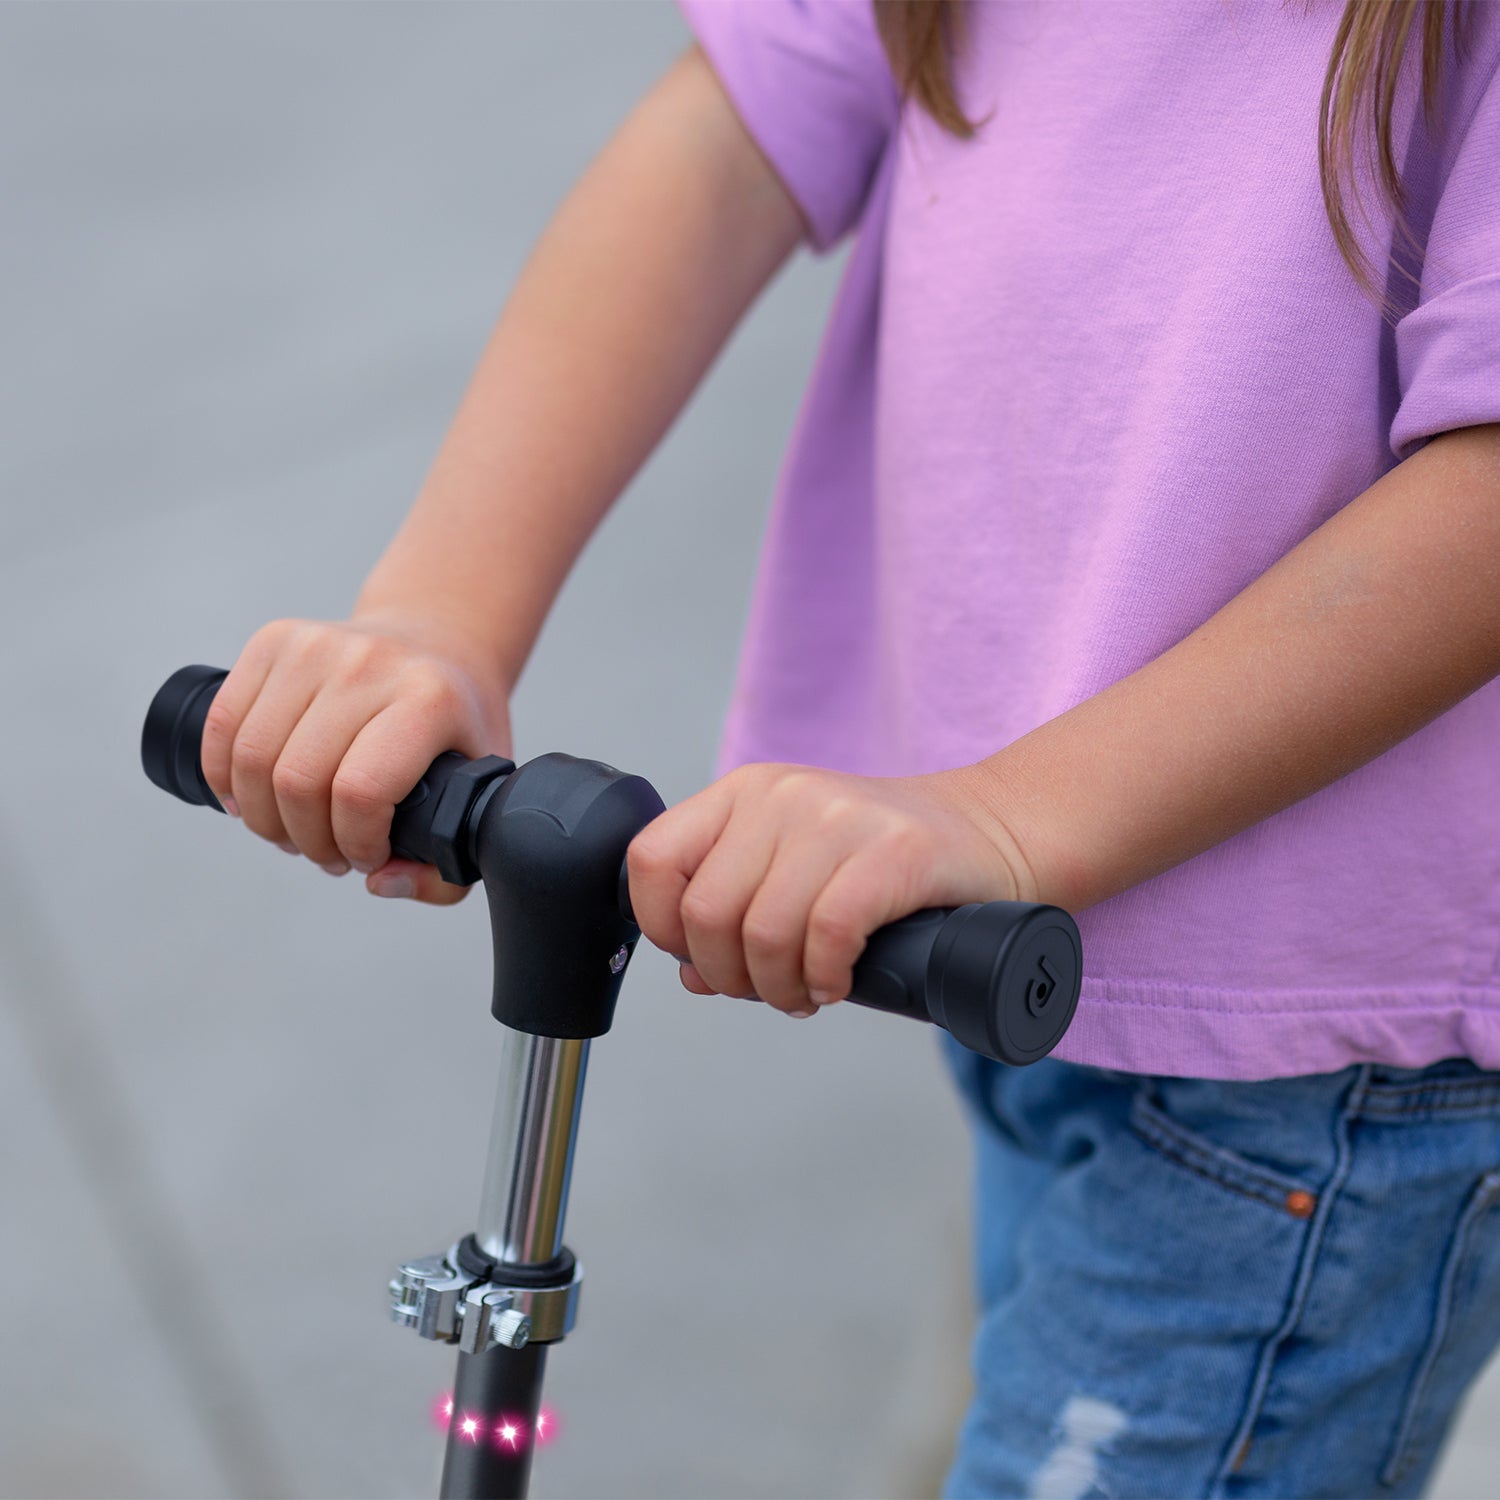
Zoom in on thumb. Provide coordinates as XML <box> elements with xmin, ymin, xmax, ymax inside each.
<box><xmin>366</xmin><ymin>857</ymin><xmax>472</xmax><ymax>907</ymax></box>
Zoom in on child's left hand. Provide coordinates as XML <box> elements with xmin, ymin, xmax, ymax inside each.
<box><xmin>624</xmin><ymin>762</ymin><xmax>1033</xmax><ymax>1017</ymax></box>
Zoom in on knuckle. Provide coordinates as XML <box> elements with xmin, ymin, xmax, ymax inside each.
<box><xmin>253</xmin><ymin>617</ymin><xmax>289</xmax><ymax>646</ymax></box>
<box><xmin>271</xmin><ymin>759</ymin><xmax>322</xmax><ymax>803</ymax></box>
<box><xmin>729</xmin><ymin>761</ymin><xmax>780</xmax><ymax>793</ymax></box>
<box><xmin>330</xmin><ymin>765</ymin><xmax>386</xmax><ymax>819</ymax></box>
<box><xmin>880</xmin><ymin>809</ymin><xmax>921</xmax><ymax>841</ymax></box>
<box><xmin>627</xmin><ymin>833</ymin><xmax>672</xmax><ymax>876</ymax></box>
<box><xmin>741</xmin><ymin>913</ymin><xmax>790</xmax><ymax>956</ymax></box>
<box><xmin>679</xmin><ymin>890</ymin><xmax>722</xmax><ymax>933</ymax></box>
<box><xmin>391</xmin><ymin>671</ymin><xmax>453</xmax><ymax>719</ymax></box>
<box><xmin>416</xmin><ymin>672</ymin><xmax>462</xmax><ymax>712</ymax></box>
<box><xmin>291</xmin><ymin>626</ymin><xmax>346</xmax><ymax>676</ymax></box>
<box><xmin>807</xmin><ymin>902</ymin><xmax>859</xmax><ymax>949</ymax></box>
<box><xmin>816</xmin><ymin>793</ymin><xmax>858</xmax><ymax>827</ymax></box>
<box><xmin>878</xmin><ymin>819</ymin><xmax>927</xmax><ymax>862</ymax></box>
<box><xmin>232</xmin><ymin>736</ymin><xmax>276</xmax><ymax>779</ymax></box>
<box><xmin>342</xmin><ymin>632</ymin><xmax>392</xmax><ymax>682</ymax></box>
<box><xmin>772</xmin><ymin>767</ymin><xmax>818</xmax><ymax>800</ymax></box>
<box><xmin>254</xmin><ymin>617</ymin><xmax>301</xmax><ymax>654</ymax></box>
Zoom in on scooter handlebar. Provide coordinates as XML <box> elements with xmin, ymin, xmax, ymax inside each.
<box><xmin>142</xmin><ymin>664</ymin><xmax>1080</xmax><ymax>1065</ymax></box>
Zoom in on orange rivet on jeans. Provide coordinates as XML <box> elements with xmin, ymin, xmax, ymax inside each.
<box><xmin>1285</xmin><ymin>1189</ymin><xmax>1317</xmax><ymax>1219</ymax></box>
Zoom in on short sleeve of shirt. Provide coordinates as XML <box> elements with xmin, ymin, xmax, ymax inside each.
<box><xmin>677</xmin><ymin>0</ymin><xmax>898</xmax><ymax>251</ymax></box>
<box><xmin>1389</xmin><ymin>22</ymin><xmax>1500</xmax><ymax>460</ymax></box>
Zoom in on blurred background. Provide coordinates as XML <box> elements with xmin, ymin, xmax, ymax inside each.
<box><xmin>0</xmin><ymin>3</ymin><xmax>1495</xmax><ymax>1497</ymax></box>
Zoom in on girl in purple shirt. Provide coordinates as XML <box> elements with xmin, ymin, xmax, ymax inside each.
<box><xmin>205</xmin><ymin>2</ymin><xmax>1500</xmax><ymax>1493</ymax></box>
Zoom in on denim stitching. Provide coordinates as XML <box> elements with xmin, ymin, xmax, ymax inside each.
<box><xmin>1379</xmin><ymin>1169</ymin><xmax>1500</xmax><ymax>1488</ymax></box>
<box><xmin>1129</xmin><ymin>1091</ymin><xmax>1316</xmax><ymax>1211</ymax></box>
<box><xmin>1358</xmin><ymin>1080</ymin><xmax>1500</xmax><ymax>1120</ymax></box>
<box><xmin>1208</xmin><ymin>1065</ymin><xmax>1372</xmax><ymax>1498</ymax></box>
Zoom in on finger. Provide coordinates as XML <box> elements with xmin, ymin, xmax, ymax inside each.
<box><xmin>679</xmin><ymin>961</ymin><xmax>714</xmax><ymax>994</ymax></box>
<box><xmin>624</xmin><ymin>779</ymin><xmax>737</xmax><ymax>960</ymax></box>
<box><xmin>803</xmin><ymin>853</ymin><xmax>891</xmax><ymax>1007</ymax></box>
<box><xmin>741</xmin><ymin>839</ymin><xmax>851</xmax><ymax>1013</ymax></box>
<box><xmin>229</xmin><ymin>657</ymin><xmax>320</xmax><ymax>848</ymax></box>
<box><xmin>271</xmin><ymin>684</ymin><xmax>388</xmax><ymax>873</ymax></box>
<box><xmin>331</xmin><ymin>698</ymin><xmax>486</xmax><ymax>876</ymax></box>
<box><xmin>201</xmin><ymin>628</ymin><xmax>287</xmax><ymax>815</ymax></box>
<box><xmin>676</xmin><ymin>802</ymin><xmax>778</xmax><ymax>999</ymax></box>
<box><xmin>675</xmin><ymin>957</ymin><xmax>762</xmax><ymax>1000</ymax></box>
<box><xmin>366</xmin><ymin>857</ymin><xmax>471</xmax><ymax>907</ymax></box>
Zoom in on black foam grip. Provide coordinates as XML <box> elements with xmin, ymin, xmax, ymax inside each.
<box><xmin>141</xmin><ymin>664</ymin><xmax>228</xmax><ymax>810</ymax></box>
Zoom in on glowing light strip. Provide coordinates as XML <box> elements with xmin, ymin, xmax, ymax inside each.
<box><xmin>430</xmin><ymin>1393</ymin><xmax>561</xmax><ymax>1451</ymax></box>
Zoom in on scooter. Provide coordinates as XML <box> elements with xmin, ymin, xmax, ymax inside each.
<box><xmin>142</xmin><ymin>663</ymin><xmax>1082</xmax><ymax>1499</ymax></box>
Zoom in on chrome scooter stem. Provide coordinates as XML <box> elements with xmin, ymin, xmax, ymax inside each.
<box><xmin>475</xmin><ymin>1029</ymin><xmax>590</xmax><ymax>1267</ymax></box>
<box><xmin>435</xmin><ymin>1027</ymin><xmax>590</xmax><ymax>1500</ymax></box>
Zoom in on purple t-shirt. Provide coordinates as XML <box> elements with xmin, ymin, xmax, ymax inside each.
<box><xmin>679</xmin><ymin>0</ymin><xmax>1500</xmax><ymax>1080</ymax></box>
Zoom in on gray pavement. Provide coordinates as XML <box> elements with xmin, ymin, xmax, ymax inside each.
<box><xmin>0</xmin><ymin>4</ymin><xmax>1495</xmax><ymax>1498</ymax></box>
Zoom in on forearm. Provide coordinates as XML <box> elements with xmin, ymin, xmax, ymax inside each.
<box><xmin>355</xmin><ymin>46</ymin><xmax>802</xmax><ymax>692</ymax></box>
<box><xmin>968</xmin><ymin>423</ymin><xmax>1500</xmax><ymax>913</ymax></box>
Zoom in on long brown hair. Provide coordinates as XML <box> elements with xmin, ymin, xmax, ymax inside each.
<box><xmin>874</xmin><ymin>0</ymin><xmax>1477</xmax><ymax>321</ymax></box>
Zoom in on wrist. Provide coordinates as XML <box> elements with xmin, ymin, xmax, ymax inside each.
<box><xmin>931</xmin><ymin>760</ymin><xmax>1047</xmax><ymax>909</ymax></box>
<box><xmin>349</xmin><ymin>599</ymin><xmax>518</xmax><ymax>701</ymax></box>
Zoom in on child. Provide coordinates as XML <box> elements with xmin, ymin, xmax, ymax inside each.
<box><xmin>201</xmin><ymin>2</ymin><xmax>1500</xmax><ymax>1494</ymax></box>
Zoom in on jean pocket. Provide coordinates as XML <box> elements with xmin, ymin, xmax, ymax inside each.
<box><xmin>1380</xmin><ymin>1168</ymin><xmax>1500</xmax><ymax>1488</ymax></box>
<box><xmin>1129</xmin><ymin>1086</ymin><xmax>1321</xmax><ymax>1216</ymax></box>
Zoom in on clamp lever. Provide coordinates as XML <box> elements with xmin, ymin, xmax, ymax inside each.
<box><xmin>389</xmin><ymin>1240</ymin><xmax>583</xmax><ymax>1352</ymax></box>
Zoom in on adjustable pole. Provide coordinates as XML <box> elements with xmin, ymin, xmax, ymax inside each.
<box><xmin>432</xmin><ymin>1029</ymin><xmax>590</xmax><ymax>1499</ymax></box>
<box><xmin>475</xmin><ymin>1031</ymin><xmax>589</xmax><ymax>1267</ymax></box>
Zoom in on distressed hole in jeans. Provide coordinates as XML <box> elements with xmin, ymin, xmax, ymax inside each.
<box><xmin>1030</xmin><ymin>1395</ymin><xmax>1128</xmax><ymax>1500</ymax></box>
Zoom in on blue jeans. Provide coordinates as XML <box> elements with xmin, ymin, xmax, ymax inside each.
<box><xmin>938</xmin><ymin>1040</ymin><xmax>1500</xmax><ymax>1498</ymax></box>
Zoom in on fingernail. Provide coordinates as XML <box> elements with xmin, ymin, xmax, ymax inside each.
<box><xmin>277</xmin><ymin>841</ymin><xmax>300</xmax><ymax>856</ymax></box>
<box><xmin>221</xmin><ymin>795</ymin><xmax>240</xmax><ymax>817</ymax></box>
<box><xmin>787</xmin><ymin>1008</ymin><xmax>816</xmax><ymax>1019</ymax></box>
<box><xmin>809</xmin><ymin>990</ymin><xmax>840</xmax><ymax>1006</ymax></box>
<box><xmin>352</xmin><ymin>859</ymin><xmax>381</xmax><ymax>876</ymax></box>
<box><xmin>321</xmin><ymin>860</ymin><xmax>351</xmax><ymax>877</ymax></box>
<box><xmin>372</xmin><ymin>874</ymin><xmax>415</xmax><ymax>899</ymax></box>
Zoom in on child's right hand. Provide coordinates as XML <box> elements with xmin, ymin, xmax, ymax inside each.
<box><xmin>199</xmin><ymin>612</ymin><xmax>513</xmax><ymax>905</ymax></box>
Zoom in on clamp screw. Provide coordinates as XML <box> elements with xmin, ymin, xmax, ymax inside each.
<box><xmin>492</xmin><ymin>1308</ymin><xmax>532</xmax><ymax>1350</ymax></box>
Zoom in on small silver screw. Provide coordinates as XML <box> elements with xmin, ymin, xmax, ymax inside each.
<box><xmin>492</xmin><ymin>1308</ymin><xmax>532</xmax><ymax>1350</ymax></box>
<box><xmin>608</xmin><ymin>945</ymin><xmax>630</xmax><ymax>975</ymax></box>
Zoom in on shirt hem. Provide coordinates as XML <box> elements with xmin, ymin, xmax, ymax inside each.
<box><xmin>1056</xmin><ymin>976</ymin><xmax>1500</xmax><ymax>1081</ymax></box>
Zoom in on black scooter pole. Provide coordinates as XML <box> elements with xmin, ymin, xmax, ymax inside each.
<box><xmin>142</xmin><ymin>664</ymin><xmax>1083</xmax><ymax>1499</ymax></box>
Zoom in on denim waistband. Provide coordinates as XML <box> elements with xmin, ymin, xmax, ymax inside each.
<box><xmin>1358</xmin><ymin>1058</ymin><xmax>1500</xmax><ymax>1120</ymax></box>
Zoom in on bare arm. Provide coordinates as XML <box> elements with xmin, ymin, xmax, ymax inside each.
<box><xmin>617</xmin><ymin>422</ymin><xmax>1500</xmax><ymax>1016</ymax></box>
<box><xmin>201</xmin><ymin>46</ymin><xmax>803</xmax><ymax>902</ymax></box>
<box><xmin>354</xmin><ymin>45</ymin><xmax>804</xmax><ymax>693</ymax></box>
<box><xmin>967</xmin><ymin>423</ymin><xmax>1500</xmax><ymax>913</ymax></box>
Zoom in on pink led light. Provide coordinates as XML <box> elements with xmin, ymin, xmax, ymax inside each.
<box><xmin>493</xmin><ymin>1415</ymin><xmax>527</xmax><ymax>1451</ymax></box>
<box><xmin>534</xmin><ymin>1405</ymin><xmax>560</xmax><ymax>1448</ymax></box>
<box><xmin>426</xmin><ymin>1394</ymin><xmax>562</xmax><ymax>1451</ymax></box>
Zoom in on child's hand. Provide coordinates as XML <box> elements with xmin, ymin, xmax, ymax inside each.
<box><xmin>200</xmin><ymin>612</ymin><xmax>513</xmax><ymax>904</ymax></box>
<box><xmin>625</xmin><ymin>762</ymin><xmax>1032</xmax><ymax>1017</ymax></box>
